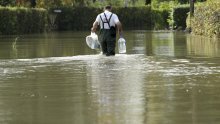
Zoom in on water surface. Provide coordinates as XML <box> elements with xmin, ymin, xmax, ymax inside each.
<box><xmin>0</xmin><ymin>31</ymin><xmax>220</xmax><ymax>124</ymax></box>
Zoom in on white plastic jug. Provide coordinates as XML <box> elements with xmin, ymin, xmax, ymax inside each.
<box><xmin>118</xmin><ymin>38</ymin><xmax>126</xmax><ymax>54</ymax></box>
<box><xmin>86</xmin><ymin>32</ymin><xmax>100</xmax><ymax>49</ymax></box>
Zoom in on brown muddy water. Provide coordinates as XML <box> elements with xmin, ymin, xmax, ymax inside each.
<box><xmin>0</xmin><ymin>31</ymin><xmax>220</xmax><ymax>124</ymax></box>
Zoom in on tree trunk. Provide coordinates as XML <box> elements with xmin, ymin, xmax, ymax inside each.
<box><xmin>124</xmin><ymin>0</ymin><xmax>128</xmax><ymax>7</ymax></box>
<box><xmin>190</xmin><ymin>0</ymin><xmax>194</xmax><ymax>17</ymax></box>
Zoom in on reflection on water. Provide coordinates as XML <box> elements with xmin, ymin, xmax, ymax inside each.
<box><xmin>86</xmin><ymin>55</ymin><xmax>146</xmax><ymax>124</ymax></box>
<box><xmin>152</xmin><ymin>32</ymin><xmax>175</xmax><ymax>56</ymax></box>
<box><xmin>0</xmin><ymin>31</ymin><xmax>220</xmax><ymax>124</ymax></box>
<box><xmin>0</xmin><ymin>32</ymin><xmax>98</xmax><ymax>59</ymax></box>
<box><xmin>187</xmin><ymin>35</ymin><xmax>220</xmax><ymax>57</ymax></box>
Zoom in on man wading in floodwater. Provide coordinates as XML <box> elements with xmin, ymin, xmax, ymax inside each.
<box><xmin>91</xmin><ymin>5</ymin><xmax>123</xmax><ymax>56</ymax></box>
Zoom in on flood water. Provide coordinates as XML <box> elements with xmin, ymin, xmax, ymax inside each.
<box><xmin>0</xmin><ymin>31</ymin><xmax>220</xmax><ymax>124</ymax></box>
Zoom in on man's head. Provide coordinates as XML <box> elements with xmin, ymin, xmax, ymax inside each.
<box><xmin>105</xmin><ymin>5</ymin><xmax>112</xmax><ymax>11</ymax></box>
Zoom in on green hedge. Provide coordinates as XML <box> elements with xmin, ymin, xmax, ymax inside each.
<box><xmin>54</xmin><ymin>6</ymin><xmax>171</xmax><ymax>30</ymax></box>
<box><xmin>115</xmin><ymin>7</ymin><xmax>152</xmax><ymax>30</ymax></box>
<box><xmin>0</xmin><ymin>0</ymin><xmax>15</xmax><ymax>6</ymax></box>
<box><xmin>187</xmin><ymin>1</ymin><xmax>220</xmax><ymax>37</ymax></box>
<box><xmin>151</xmin><ymin>9</ymin><xmax>169</xmax><ymax>30</ymax></box>
<box><xmin>55</xmin><ymin>7</ymin><xmax>101</xmax><ymax>30</ymax></box>
<box><xmin>0</xmin><ymin>7</ymin><xmax>47</xmax><ymax>35</ymax></box>
<box><xmin>0</xmin><ymin>7</ymin><xmax>17</xmax><ymax>34</ymax></box>
<box><xmin>55</xmin><ymin>6</ymin><xmax>153</xmax><ymax>30</ymax></box>
<box><xmin>0</xmin><ymin>6</ymin><xmax>190</xmax><ymax>34</ymax></box>
<box><xmin>171</xmin><ymin>5</ymin><xmax>190</xmax><ymax>30</ymax></box>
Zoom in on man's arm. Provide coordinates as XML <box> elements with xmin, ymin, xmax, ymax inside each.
<box><xmin>116</xmin><ymin>21</ymin><xmax>123</xmax><ymax>37</ymax></box>
<box><xmin>91</xmin><ymin>21</ymin><xmax>98</xmax><ymax>32</ymax></box>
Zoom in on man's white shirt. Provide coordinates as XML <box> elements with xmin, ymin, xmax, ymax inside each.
<box><xmin>95</xmin><ymin>10</ymin><xmax>120</xmax><ymax>29</ymax></box>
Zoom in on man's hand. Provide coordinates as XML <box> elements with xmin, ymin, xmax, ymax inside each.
<box><xmin>91</xmin><ymin>21</ymin><xmax>98</xmax><ymax>32</ymax></box>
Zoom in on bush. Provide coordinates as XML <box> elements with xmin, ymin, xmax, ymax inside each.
<box><xmin>0</xmin><ymin>7</ymin><xmax>47</xmax><ymax>35</ymax></box>
<box><xmin>0</xmin><ymin>7</ymin><xmax>17</xmax><ymax>34</ymax></box>
<box><xmin>187</xmin><ymin>0</ymin><xmax>220</xmax><ymax>37</ymax></box>
<box><xmin>55</xmin><ymin>7</ymin><xmax>102</xmax><ymax>30</ymax></box>
<box><xmin>115</xmin><ymin>7</ymin><xmax>152</xmax><ymax>30</ymax></box>
<box><xmin>151</xmin><ymin>9</ymin><xmax>169</xmax><ymax>30</ymax></box>
<box><xmin>52</xmin><ymin>7</ymin><xmax>96</xmax><ymax>30</ymax></box>
<box><xmin>54</xmin><ymin>6</ymin><xmax>152</xmax><ymax>31</ymax></box>
<box><xmin>0</xmin><ymin>0</ymin><xmax>15</xmax><ymax>6</ymax></box>
<box><xmin>169</xmin><ymin>5</ymin><xmax>190</xmax><ymax>30</ymax></box>
<box><xmin>176</xmin><ymin>0</ymin><xmax>188</xmax><ymax>4</ymax></box>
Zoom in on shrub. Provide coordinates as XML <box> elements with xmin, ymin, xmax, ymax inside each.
<box><xmin>151</xmin><ymin>9</ymin><xmax>169</xmax><ymax>30</ymax></box>
<box><xmin>187</xmin><ymin>0</ymin><xmax>220</xmax><ymax>37</ymax></box>
<box><xmin>54</xmin><ymin>7</ymin><xmax>101</xmax><ymax>30</ymax></box>
<box><xmin>169</xmin><ymin>5</ymin><xmax>190</xmax><ymax>30</ymax></box>
<box><xmin>0</xmin><ymin>0</ymin><xmax>16</xmax><ymax>6</ymax></box>
<box><xmin>176</xmin><ymin>0</ymin><xmax>188</xmax><ymax>4</ymax></box>
<box><xmin>115</xmin><ymin>7</ymin><xmax>152</xmax><ymax>30</ymax></box>
<box><xmin>0</xmin><ymin>7</ymin><xmax>17</xmax><ymax>34</ymax></box>
<box><xmin>55</xmin><ymin>6</ymin><xmax>152</xmax><ymax>31</ymax></box>
<box><xmin>0</xmin><ymin>7</ymin><xmax>47</xmax><ymax>35</ymax></box>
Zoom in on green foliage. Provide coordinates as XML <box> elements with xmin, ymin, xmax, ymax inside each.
<box><xmin>176</xmin><ymin>0</ymin><xmax>188</xmax><ymax>4</ymax></box>
<box><xmin>36</xmin><ymin>0</ymin><xmax>147</xmax><ymax>8</ymax></box>
<box><xmin>54</xmin><ymin>6</ymin><xmax>152</xmax><ymax>30</ymax></box>
<box><xmin>187</xmin><ymin>0</ymin><xmax>220</xmax><ymax>37</ymax></box>
<box><xmin>168</xmin><ymin>5</ymin><xmax>190</xmax><ymax>30</ymax></box>
<box><xmin>55</xmin><ymin>7</ymin><xmax>101</xmax><ymax>30</ymax></box>
<box><xmin>53</xmin><ymin>5</ymin><xmax>188</xmax><ymax>31</ymax></box>
<box><xmin>0</xmin><ymin>0</ymin><xmax>15</xmax><ymax>6</ymax></box>
<box><xmin>115</xmin><ymin>7</ymin><xmax>151</xmax><ymax>29</ymax></box>
<box><xmin>0</xmin><ymin>7</ymin><xmax>17</xmax><ymax>34</ymax></box>
<box><xmin>152</xmin><ymin>0</ymin><xmax>206</xmax><ymax>6</ymax></box>
<box><xmin>151</xmin><ymin>9</ymin><xmax>169</xmax><ymax>30</ymax></box>
<box><xmin>0</xmin><ymin>7</ymin><xmax>47</xmax><ymax>35</ymax></box>
<box><xmin>175</xmin><ymin>0</ymin><xmax>207</xmax><ymax>4</ymax></box>
<box><xmin>103</xmin><ymin>0</ymin><xmax>123</xmax><ymax>6</ymax></box>
<box><xmin>152</xmin><ymin>0</ymin><xmax>177</xmax><ymax>9</ymax></box>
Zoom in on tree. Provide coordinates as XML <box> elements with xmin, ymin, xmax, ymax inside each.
<box><xmin>145</xmin><ymin>0</ymin><xmax>151</xmax><ymax>5</ymax></box>
<box><xmin>0</xmin><ymin>0</ymin><xmax>15</xmax><ymax>6</ymax></box>
<box><xmin>16</xmin><ymin>0</ymin><xmax>36</xmax><ymax>7</ymax></box>
<box><xmin>31</xmin><ymin>0</ymin><xmax>36</xmax><ymax>7</ymax></box>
